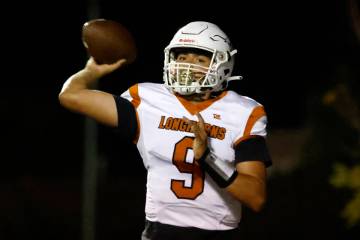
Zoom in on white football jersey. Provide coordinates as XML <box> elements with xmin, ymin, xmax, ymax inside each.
<box><xmin>121</xmin><ymin>83</ymin><xmax>268</xmax><ymax>230</ymax></box>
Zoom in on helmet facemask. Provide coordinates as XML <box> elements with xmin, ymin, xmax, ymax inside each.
<box><xmin>164</xmin><ymin>48</ymin><xmax>230</xmax><ymax>95</ymax></box>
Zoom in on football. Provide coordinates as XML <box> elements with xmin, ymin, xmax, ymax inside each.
<box><xmin>82</xmin><ymin>19</ymin><xmax>137</xmax><ymax>64</ymax></box>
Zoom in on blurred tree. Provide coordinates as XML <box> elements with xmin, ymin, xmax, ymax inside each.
<box><xmin>327</xmin><ymin>0</ymin><xmax>360</xmax><ymax>228</ymax></box>
<box><xmin>326</xmin><ymin>80</ymin><xmax>360</xmax><ymax>228</ymax></box>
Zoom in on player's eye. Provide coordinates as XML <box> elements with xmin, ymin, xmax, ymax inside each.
<box><xmin>177</xmin><ymin>55</ymin><xmax>187</xmax><ymax>62</ymax></box>
<box><xmin>196</xmin><ymin>56</ymin><xmax>211</xmax><ymax>66</ymax></box>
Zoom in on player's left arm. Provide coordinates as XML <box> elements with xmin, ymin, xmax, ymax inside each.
<box><xmin>189</xmin><ymin>111</ymin><xmax>271</xmax><ymax>212</ymax></box>
<box><xmin>225</xmin><ymin>105</ymin><xmax>271</xmax><ymax>211</ymax></box>
<box><xmin>226</xmin><ymin>160</ymin><xmax>267</xmax><ymax>212</ymax></box>
<box><xmin>197</xmin><ymin>136</ymin><xmax>270</xmax><ymax>212</ymax></box>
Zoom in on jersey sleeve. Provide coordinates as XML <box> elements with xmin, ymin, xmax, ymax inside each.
<box><xmin>113</xmin><ymin>84</ymin><xmax>141</xmax><ymax>143</ymax></box>
<box><xmin>234</xmin><ymin>105</ymin><xmax>272</xmax><ymax>167</ymax></box>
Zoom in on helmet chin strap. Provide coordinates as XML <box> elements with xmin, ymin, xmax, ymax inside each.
<box><xmin>227</xmin><ymin>76</ymin><xmax>243</xmax><ymax>81</ymax></box>
<box><xmin>230</xmin><ymin>49</ymin><xmax>238</xmax><ymax>56</ymax></box>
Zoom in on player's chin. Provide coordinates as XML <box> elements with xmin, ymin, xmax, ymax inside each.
<box><xmin>184</xmin><ymin>91</ymin><xmax>210</xmax><ymax>101</ymax></box>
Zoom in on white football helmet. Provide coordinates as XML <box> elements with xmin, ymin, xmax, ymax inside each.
<box><xmin>163</xmin><ymin>21</ymin><xmax>242</xmax><ymax>95</ymax></box>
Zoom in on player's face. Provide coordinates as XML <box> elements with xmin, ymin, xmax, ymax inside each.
<box><xmin>176</xmin><ymin>53</ymin><xmax>211</xmax><ymax>82</ymax></box>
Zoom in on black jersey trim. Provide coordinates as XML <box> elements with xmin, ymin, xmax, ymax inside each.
<box><xmin>234</xmin><ymin>136</ymin><xmax>272</xmax><ymax>167</ymax></box>
<box><xmin>113</xmin><ymin>95</ymin><xmax>138</xmax><ymax>141</ymax></box>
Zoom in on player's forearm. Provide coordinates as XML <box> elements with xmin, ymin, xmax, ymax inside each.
<box><xmin>59</xmin><ymin>69</ymin><xmax>100</xmax><ymax>109</ymax></box>
<box><xmin>197</xmin><ymin>148</ymin><xmax>266</xmax><ymax>212</ymax></box>
<box><xmin>58</xmin><ymin>69</ymin><xmax>118</xmax><ymax>126</ymax></box>
<box><xmin>226</xmin><ymin>173</ymin><xmax>266</xmax><ymax>212</ymax></box>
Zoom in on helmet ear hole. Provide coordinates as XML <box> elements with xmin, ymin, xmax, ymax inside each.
<box><xmin>216</xmin><ymin>52</ymin><xmax>225</xmax><ymax>62</ymax></box>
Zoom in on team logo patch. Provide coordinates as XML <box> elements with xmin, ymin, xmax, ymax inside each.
<box><xmin>213</xmin><ymin>114</ymin><xmax>221</xmax><ymax>120</ymax></box>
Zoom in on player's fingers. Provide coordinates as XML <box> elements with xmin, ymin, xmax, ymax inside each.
<box><xmin>195</xmin><ymin>113</ymin><xmax>207</xmax><ymax>141</ymax></box>
<box><xmin>183</xmin><ymin>116</ymin><xmax>190</xmax><ymax>124</ymax></box>
<box><xmin>86</xmin><ymin>57</ymin><xmax>125</xmax><ymax>71</ymax></box>
<box><xmin>183</xmin><ymin>116</ymin><xmax>206</xmax><ymax>139</ymax></box>
<box><xmin>196</xmin><ymin>113</ymin><xmax>205</xmax><ymax>131</ymax></box>
<box><xmin>192</xmin><ymin>123</ymin><xmax>201</xmax><ymax>138</ymax></box>
<box><xmin>111</xmin><ymin>58</ymin><xmax>127</xmax><ymax>67</ymax></box>
<box><xmin>103</xmin><ymin>58</ymin><xmax>127</xmax><ymax>72</ymax></box>
<box><xmin>195</xmin><ymin>125</ymin><xmax>208</xmax><ymax>145</ymax></box>
<box><xmin>183</xmin><ymin>116</ymin><xmax>196</xmax><ymax>131</ymax></box>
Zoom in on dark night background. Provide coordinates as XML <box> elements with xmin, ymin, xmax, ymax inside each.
<box><xmin>2</xmin><ymin>0</ymin><xmax>360</xmax><ymax>239</ymax></box>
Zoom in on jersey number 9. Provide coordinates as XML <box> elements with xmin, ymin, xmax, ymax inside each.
<box><xmin>171</xmin><ymin>136</ymin><xmax>205</xmax><ymax>199</ymax></box>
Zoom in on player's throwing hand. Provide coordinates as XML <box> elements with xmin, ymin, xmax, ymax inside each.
<box><xmin>85</xmin><ymin>57</ymin><xmax>127</xmax><ymax>79</ymax></box>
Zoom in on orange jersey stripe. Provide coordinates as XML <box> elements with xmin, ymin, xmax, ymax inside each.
<box><xmin>233</xmin><ymin>135</ymin><xmax>259</xmax><ymax>148</ymax></box>
<box><xmin>234</xmin><ymin>106</ymin><xmax>265</xmax><ymax>147</ymax></box>
<box><xmin>129</xmin><ymin>84</ymin><xmax>141</xmax><ymax>108</ymax></box>
<box><xmin>243</xmin><ymin>106</ymin><xmax>265</xmax><ymax>136</ymax></box>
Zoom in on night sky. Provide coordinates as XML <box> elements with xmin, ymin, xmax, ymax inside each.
<box><xmin>5</xmin><ymin>0</ymin><xmax>355</xmax><ymax>171</ymax></box>
<box><xmin>2</xmin><ymin>0</ymin><xmax>359</xmax><ymax>239</ymax></box>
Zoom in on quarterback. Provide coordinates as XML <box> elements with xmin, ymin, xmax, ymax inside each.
<box><xmin>59</xmin><ymin>21</ymin><xmax>272</xmax><ymax>240</ymax></box>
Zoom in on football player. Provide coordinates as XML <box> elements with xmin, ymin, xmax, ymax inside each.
<box><xmin>59</xmin><ymin>21</ymin><xmax>272</xmax><ymax>240</ymax></box>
